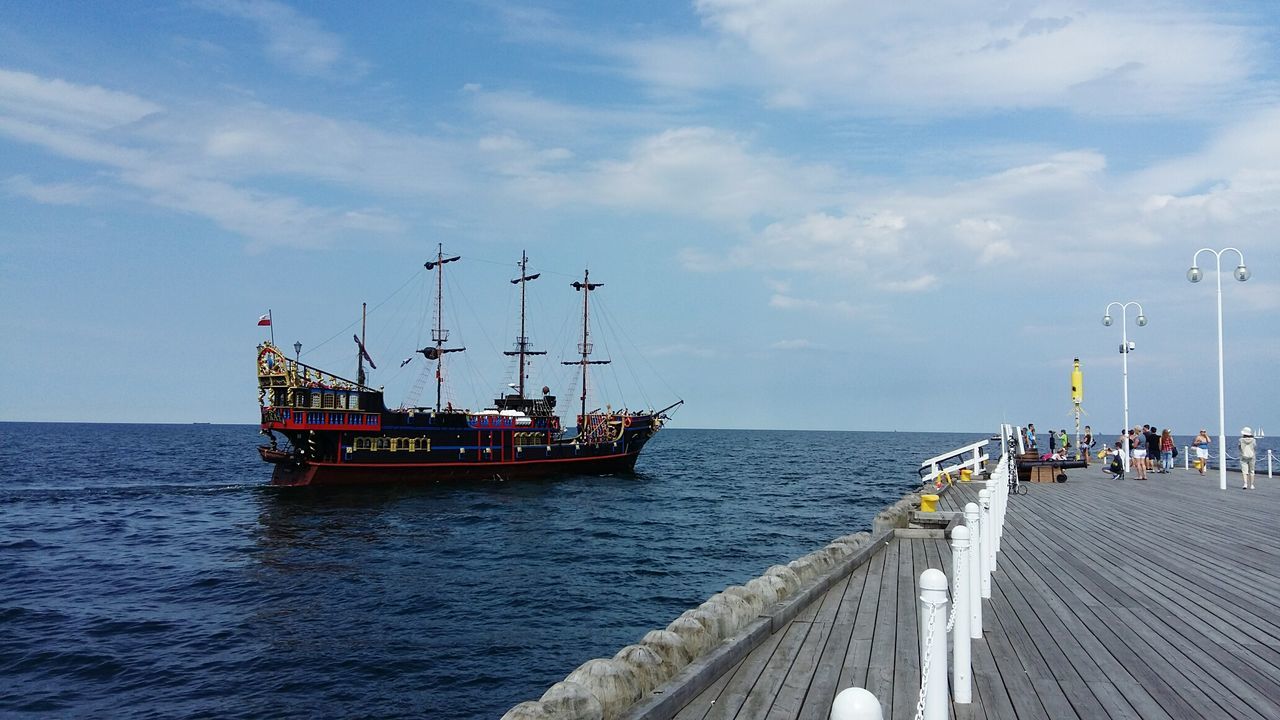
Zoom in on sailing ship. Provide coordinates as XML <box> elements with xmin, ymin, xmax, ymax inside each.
<box><xmin>254</xmin><ymin>248</ymin><xmax>681</xmax><ymax>486</ymax></box>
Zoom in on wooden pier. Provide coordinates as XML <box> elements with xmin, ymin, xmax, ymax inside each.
<box><xmin>642</xmin><ymin>466</ymin><xmax>1279</xmax><ymax>719</ymax></box>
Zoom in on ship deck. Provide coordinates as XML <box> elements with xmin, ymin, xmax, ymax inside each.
<box><xmin>638</xmin><ymin>465</ymin><xmax>1280</xmax><ymax>719</ymax></box>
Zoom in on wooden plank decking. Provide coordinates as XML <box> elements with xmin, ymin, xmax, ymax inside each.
<box><xmin>662</xmin><ymin>465</ymin><xmax>1280</xmax><ymax>719</ymax></box>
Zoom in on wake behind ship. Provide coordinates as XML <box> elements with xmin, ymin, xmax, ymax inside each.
<box><xmin>255</xmin><ymin>249</ymin><xmax>680</xmax><ymax>486</ymax></box>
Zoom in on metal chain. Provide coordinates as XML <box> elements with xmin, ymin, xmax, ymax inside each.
<box><xmin>913</xmin><ymin>596</ymin><xmax>945</xmax><ymax>720</ymax></box>
<box><xmin>945</xmin><ymin>546</ymin><xmax>962</xmax><ymax>633</ymax></box>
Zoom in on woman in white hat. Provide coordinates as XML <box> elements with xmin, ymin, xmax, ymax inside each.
<box><xmin>1239</xmin><ymin>427</ymin><xmax>1257</xmax><ymax>490</ymax></box>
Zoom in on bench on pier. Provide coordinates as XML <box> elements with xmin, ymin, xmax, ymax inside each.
<box><xmin>1016</xmin><ymin>458</ymin><xmax>1087</xmax><ymax>483</ymax></box>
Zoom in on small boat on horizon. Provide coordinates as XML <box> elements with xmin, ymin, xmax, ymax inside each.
<box><xmin>255</xmin><ymin>248</ymin><xmax>681</xmax><ymax>486</ymax></box>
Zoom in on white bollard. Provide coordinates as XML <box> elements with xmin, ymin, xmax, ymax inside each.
<box><xmin>987</xmin><ymin>480</ymin><xmax>1000</xmax><ymax>570</ymax></box>
<box><xmin>964</xmin><ymin>502</ymin><xmax>982</xmax><ymax>638</ymax></box>
<box><xmin>950</xmin><ymin>525</ymin><xmax>972</xmax><ymax>704</ymax></box>
<box><xmin>978</xmin><ymin>489</ymin><xmax>992</xmax><ymax>599</ymax></box>
<box><xmin>987</xmin><ymin>479</ymin><xmax>1001</xmax><ymax>564</ymax></box>
<box><xmin>830</xmin><ymin>687</ymin><xmax>883</xmax><ymax>720</ymax></box>
<box><xmin>918</xmin><ymin>569</ymin><xmax>948</xmax><ymax>720</ymax></box>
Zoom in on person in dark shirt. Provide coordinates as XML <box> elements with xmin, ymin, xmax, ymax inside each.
<box><xmin>1144</xmin><ymin>424</ymin><xmax>1161</xmax><ymax>471</ymax></box>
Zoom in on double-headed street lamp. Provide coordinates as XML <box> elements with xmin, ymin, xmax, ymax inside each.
<box><xmin>1103</xmin><ymin>302</ymin><xmax>1147</xmax><ymax>472</ymax></box>
<box><xmin>1188</xmin><ymin>248</ymin><xmax>1250</xmax><ymax>491</ymax></box>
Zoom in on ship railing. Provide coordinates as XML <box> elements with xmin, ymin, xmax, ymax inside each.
<box><xmin>284</xmin><ymin>357</ymin><xmax>364</xmax><ymax>392</ymax></box>
<box><xmin>919</xmin><ymin>439</ymin><xmax>991</xmax><ymax>484</ymax></box>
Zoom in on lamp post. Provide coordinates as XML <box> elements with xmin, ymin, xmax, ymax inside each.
<box><xmin>1187</xmin><ymin>248</ymin><xmax>1250</xmax><ymax>491</ymax></box>
<box><xmin>293</xmin><ymin>340</ymin><xmax>302</xmax><ymax>363</ymax></box>
<box><xmin>1103</xmin><ymin>302</ymin><xmax>1147</xmax><ymax>472</ymax></box>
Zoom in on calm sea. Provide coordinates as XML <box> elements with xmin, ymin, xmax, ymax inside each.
<box><xmin>0</xmin><ymin>424</ymin><xmax>1071</xmax><ymax>717</ymax></box>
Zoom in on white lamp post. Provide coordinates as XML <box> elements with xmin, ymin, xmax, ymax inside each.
<box><xmin>1187</xmin><ymin>248</ymin><xmax>1250</xmax><ymax>491</ymax></box>
<box><xmin>1103</xmin><ymin>302</ymin><xmax>1147</xmax><ymax>472</ymax></box>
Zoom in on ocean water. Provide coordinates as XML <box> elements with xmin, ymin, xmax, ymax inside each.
<box><xmin>0</xmin><ymin>424</ymin><xmax>1023</xmax><ymax>718</ymax></box>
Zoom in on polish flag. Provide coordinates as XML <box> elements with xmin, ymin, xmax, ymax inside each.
<box><xmin>257</xmin><ymin>313</ymin><xmax>272</xmax><ymax>326</ymax></box>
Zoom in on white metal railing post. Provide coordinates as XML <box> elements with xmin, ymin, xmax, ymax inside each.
<box><xmin>831</xmin><ymin>687</ymin><xmax>883</xmax><ymax>720</ymax></box>
<box><xmin>987</xmin><ymin>478</ymin><xmax>1001</xmax><ymax>570</ymax></box>
<box><xmin>918</xmin><ymin>569</ymin><xmax>948</xmax><ymax>720</ymax></box>
<box><xmin>1268</xmin><ymin>449</ymin><xmax>1273</xmax><ymax>479</ymax></box>
<box><xmin>1185</xmin><ymin>446</ymin><xmax>1190</xmax><ymax>470</ymax></box>
<box><xmin>964</xmin><ymin>502</ymin><xmax>982</xmax><ymax>637</ymax></box>
<box><xmin>950</xmin><ymin>525</ymin><xmax>972</xmax><ymax>704</ymax></box>
<box><xmin>978</xmin><ymin>489</ymin><xmax>992</xmax><ymax>599</ymax></box>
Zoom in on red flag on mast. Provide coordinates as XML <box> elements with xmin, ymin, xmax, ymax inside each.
<box><xmin>257</xmin><ymin>313</ymin><xmax>272</xmax><ymax>326</ymax></box>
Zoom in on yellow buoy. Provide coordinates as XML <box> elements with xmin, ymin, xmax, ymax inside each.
<box><xmin>920</xmin><ymin>494</ymin><xmax>940</xmax><ymax>513</ymax></box>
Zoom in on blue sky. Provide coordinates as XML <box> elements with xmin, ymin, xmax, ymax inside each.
<box><xmin>2</xmin><ymin>1</ymin><xmax>1278</xmax><ymax>435</ymax></box>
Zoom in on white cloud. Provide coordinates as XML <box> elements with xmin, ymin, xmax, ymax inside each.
<box><xmin>197</xmin><ymin>0</ymin><xmax>368</xmax><ymax>79</ymax></box>
<box><xmin>688</xmin><ymin>0</ymin><xmax>1263</xmax><ymax>116</ymax></box>
<box><xmin>0</xmin><ymin>68</ymin><xmax>161</xmax><ymax>130</ymax></box>
<box><xmin>769</xmin><ymin>338</ymin><xmax>816</xmax><ymax>350</ymax></box>
<box><xmin>769</xmin><ymin>293</ymin><xmax>861</xmax><ymax>317</ymax></box>
<box><xmin>648</xmin><ymin>343</ymin><xmax>717</xmax><ymax>358</ymax></box>
<box><xmin>518</xmin><ymin>126</ymin><xmax>840</xmax><ymax>223</ymax></box>
<box><xmin>0</xmin><ymin>68</ymin><xmax>419</xmax><ymax>248</ymax></box>
<box><xmin>3</xmin><ymin>174</ymin><xmax>100</xmax><ymax>205</ymax></box>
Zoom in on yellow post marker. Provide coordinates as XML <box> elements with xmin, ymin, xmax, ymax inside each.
<box><xmin>920</xmin><ymin>494</ymin><xmax>940</xmax><ymax>512</ymax></box>
<box><xmin>960</xmin><ymin>468</ymin><xmax>973</xmax><ymax>483</ymax></box>
<box><xmin>1071</xmin><ymin>358</ymin><xmax>1084</xmax><ymax>405</ymax></box>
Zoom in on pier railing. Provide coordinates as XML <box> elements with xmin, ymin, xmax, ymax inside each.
<box><xmin>835</xmin><ymin>424</ymin><xmax>1015</xmax><ymax>720</ymax></box>
<box><xmin>1181</xmin><ymin>445</ymin><xmax>1274</xmax><ymax>478</ymax></box>
<box><xmin>918</xmin><ymin>439</ymin><xmax>991</xmax><ymax>484</ymax></box>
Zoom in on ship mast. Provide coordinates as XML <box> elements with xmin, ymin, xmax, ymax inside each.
<box><xmin>504</xmin><ymin>250</ymin><xmax>545</xmax><ymax>398</ymax></box>
<box><xmin>353</xmin><ymin>302</ymin><xmax>376</xmax><ymax>388</ymax></box>
<box><xmin>419</xmin><ymin>243</ymin><xmax>464</xmax><ymax>412</ymax></box>
<box><xmin>562</xmin><ymin>269</ymin><xmax>609</xmax><ymax>424</ymax></box>
<box><xmin>357</xmin><ymin>303</ymin><xmax>366</xmax><ymax>386</ymax></box>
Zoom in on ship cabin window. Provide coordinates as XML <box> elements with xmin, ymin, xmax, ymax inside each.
<box><xmin>375</xmin><ymin>437</ymin><xmax>391</xmax><ymax>451</ymax></box>
<box><xmin>354</xmin><ymin>437</ymin><xmax>373</xmax><ymax>451</ymax></box>
<box><xmin>311</xmin><ymin>393</ymin><xmax>323</xmax><ymax>408</ymax></box>
<box><xmin>349</xmin><ymin>393</ymin><xmax>360</xmax><ymax>410</ymax></box>
<box><xmin>393</xmin><ymin>438</ymin><xmax>410</xmax><ymax>451</ymax></box>
<box><xmin>411</xmin><ymin>438</ymin><xmax>430</xmax><ymax>452</ymax></box>
<box><xmin>322</xmin><ymin>392</ymin><xmax>335</xmax><ymax>409</ymax></box>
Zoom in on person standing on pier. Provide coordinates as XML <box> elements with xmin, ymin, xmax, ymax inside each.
<box><xmin>1159</xmin><ymin>429</ymin><xmax>1175</xmax><ymax>474</ymax></box>
<box><xmin>1239</xmin><ymin>427</ymin><xmax>1257</xmax><ymax>490</ymax></box>
<box><xmin>1027</xmin><ymin>424</ymin><xmax>1037</xmax><ymax>451</ymax></box>
<box><xmin>1193</xmin><ymin>429</ymin><xmax>1211</xmax><ymax>475</ymax></box>
<box><xmin>1083</xmin><ymin>425</ymin><xmax>1095</xmax><ymax>463</ymax></box>
<box><xmin>1131</xmin><ymin>427</ymin><xmax>1149</xmax><ymax>480</ymax></box>
<box><xmin>1145</xmin><ymin>425</ymin><xmax>1161</xmax><ymax>471</ymax></box>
